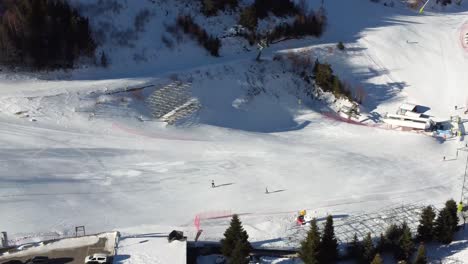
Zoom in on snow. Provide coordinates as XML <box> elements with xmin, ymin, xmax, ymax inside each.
<box><xmin>115</xmin><ymin>229</ymin><xmax>186</xmax><ymax>264</ymax></box>
<box><xmin>197</xmin><ymin>255</ymin><xmax>301</xmax><ymax>264</ymax></box>
<box><xmin>1</xmin><ymin>0</ymin><xmax>468</xmax><ymax>262</ymax></box>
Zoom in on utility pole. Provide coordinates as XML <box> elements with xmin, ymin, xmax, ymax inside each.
<box><xmin>455</xmin><ymin>146</ymin><xmax>468</xmax><ymax>223</ymax></box>
<box><xmin>256</xmin><ymin>38</ymin><xmax>268</xmax><ymax>61</ymax></box>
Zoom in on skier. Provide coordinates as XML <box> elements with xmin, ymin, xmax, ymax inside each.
<box><xmin>211</xmin><ymin>180</ymin><xmax>215</xmax><ymax>188</ymax></box>
<box><xmin>458</xmin><ymin>201</ymin><xmax>466</xmax><ymax>227</ymax></box>
<box><xmin>265</xmin><ymin>187</ymin><xmax>269</xmax><ymax>194</ymax></box>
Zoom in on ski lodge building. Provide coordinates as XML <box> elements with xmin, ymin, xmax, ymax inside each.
<box><xmin>383</xmin><ymin>103</ymin><xmax>434</xmax><ymax>131</ymax></box>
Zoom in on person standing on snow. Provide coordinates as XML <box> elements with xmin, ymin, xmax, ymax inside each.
<box><xmin>212</xmin><ymin>180</ymin><xmax>215</xmax><ymax>188</ymax></box>
<box><xmin>458</xmin><ymin>201</ymin><xmax>466</xmax><ymax>227</ymax></box>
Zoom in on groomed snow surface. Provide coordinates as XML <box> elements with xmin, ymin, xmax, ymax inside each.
<box><xmin>2</xmin><ymin>0</ymin><xmax>468</xmax><ymax>263</ymax></box>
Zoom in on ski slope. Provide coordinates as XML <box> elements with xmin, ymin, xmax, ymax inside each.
<box><xmin>1</xmin><ymin>0</ymin><xmax>468</xmax><ymax>260</ymax></box>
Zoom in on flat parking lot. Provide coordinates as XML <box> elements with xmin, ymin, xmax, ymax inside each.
<box><xmin>0</xmin><ymin>233</ymin><xmax>116</xmax><ymax>264</ymax></box>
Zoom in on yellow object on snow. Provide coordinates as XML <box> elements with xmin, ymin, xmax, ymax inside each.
<box><xmin>299</xmin><ymin>210</ymin><xmax>306</xmax><ymax>216</ymax></box>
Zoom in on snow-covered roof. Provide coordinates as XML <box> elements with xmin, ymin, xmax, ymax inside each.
<box><xmin>399</xmin><ymin>103</ymin><xmax>418</xmax><ymax>111</ymax></box>
<box><xmin>117</xmin><ymin>236</ymin><xmax>186</xmax><ymax>264</ymax></box>
<box><xmin>404</xmin><ymin>111</ymin><xmax>422</xmax><ymax>118</ymax></box>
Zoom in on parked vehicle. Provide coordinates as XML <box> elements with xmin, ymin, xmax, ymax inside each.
<box><xmin>84</xmin><ymin>253</ymin><xmax>109</xmax><ymax>264</ymax></box>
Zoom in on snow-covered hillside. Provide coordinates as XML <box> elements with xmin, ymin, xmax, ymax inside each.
<box><xmin>1</xmin><ymin>0</ymin><xmax>468</xmax><ymax>262</ymax></box>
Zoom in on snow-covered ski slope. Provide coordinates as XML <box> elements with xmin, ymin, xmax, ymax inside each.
<box><xmin>1</xmin><ymin>0</ymin><xmax>468</xmax><ymax>252</ymax></box>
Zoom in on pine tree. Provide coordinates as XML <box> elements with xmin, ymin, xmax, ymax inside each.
<box><xmin>229</xmin><ymin>240</ymin><xmax>249</xmax><ymax>264</ymax></box>
<box><xmin>397</xmin><ymin>222</ymin><xmax>414</xmax><ymax>261</ymax></box>
<box><xmin>299</xmin><ymin>218</ymin><xmax>321</xmax><ymax>264</ymax></box>
<box><xmin>220</xmin><ymin>214</ymin><xmax>251</xmax><ymax>258</ymax></box>
<box><xmin>319</xmin><ymin>215</ymin><xmax>338</xmax><ymax>263</ymax></box>
<box><xmin>376</xmin><ymin>233</ymin><xmax>386</xmax><ymax>253</ymax></box>
<box><xmin>239</xmin><ymin>6</ymin><xmax>258</xmax><ymax>31</ymax></box>
<box><xmin>416</xmin><ymin>206</ymin><xmax>436</xmax><ymax>242</ymax></box>
<box><xmin>370</xmin><ymin>253</ymin><xmax>384</xmax><ymax>264</ymax></box>
<box><xmin>434</xmin><ymin>208</ymin><xmax>455</xmax><ymax>244</ymax></box>
<box><xmin>362</xmin><ymin>233</ymin><xmax>375</xmax><ymax>264</ymax></box>
<box><xmin>100</xmin><ymin>52</ymin><xmax>109</xmax><ymax>68</ymax></box>
<box><xmin>414</xmin><ymin>243</ymin><xmax>427</xmax><ymax>264</ymax></box>
<box><xmin>385</xmin><ymin>223</ymin><xmax>403</xmax><ymax>252</ymax></box>
<box><xmin>313</xmin><ymin>58</ymin><xmax>320</xmax><ymax>75</ymax></box>
<box><xmin>337</xmin><ymin>41</ymin><xmax>345</xmax><ymax>50</ymax></box>
<box><xmin>348</xmin><ymin>233</ymin><xmax>361</xmax><ymax>259</ymax></box>
<box><xmin>315</xmin><ymin>62</ymin><xmax>333</xmax><ymax>92</ymax></box>
<box><xmin>445</xmin><ymin>199</ymin><xmax>459</xmax><ymax>232</ymax></box>
<box><xmin>202</xmin><ymin>0</ymin><xmax>217</xmax><ymax>16</ymax></box>
<box><xmin>332</xmin><ymin>76</ymin><xmax>342</xmax><ymax>95</ymax></box>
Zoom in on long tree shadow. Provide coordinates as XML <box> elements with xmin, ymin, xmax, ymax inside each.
<box><xmin>113</xmin><ymin>254</ymin><xmax>131</xmax><ymax>264</ymax></box>
<box><xmin>48</xmin><ymin>258</ymin><xmax>74</xmax><ymax>264</ymax></box>
<box><xmin>251</xmin><ymin>238</ymin><xmax>284</xmax><ymax>247</ymax></box>
<box><xmin>427</xmin><ymin>226</ymin><xmax>468</xmax><ymax>261</ymax></box>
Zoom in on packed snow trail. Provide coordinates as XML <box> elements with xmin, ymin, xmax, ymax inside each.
<box><xmin>0</xmin><ymin>110</ymin><xmax>463</xmax><ymax>238</ymax></box>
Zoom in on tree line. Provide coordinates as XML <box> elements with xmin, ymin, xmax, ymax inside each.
<box><xmin>239</xmin><ymin>0</ymin><xmax>326</xmax><ymax>43</ymax></box>
<box><xmin>198</xmin><ymin>0</ymin><xmax>327</xmax><ymax>48</ymax></box>
<box><xmin>175</xmin><ymin>15</ymin><xmax>221</xmax><ymax>57</ymax></box>
<box><xmin>0</xmin><ymin>0</ymin><xmax>96</xmax><ymax>70</ymax></box>
<box><xmin>220</xmin><ymin>199</ymin><xmax>460</xmax><ymax>263</ymax></box>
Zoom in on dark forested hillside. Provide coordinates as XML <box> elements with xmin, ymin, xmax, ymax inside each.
<box><xmin>0</xmin><ymin>0</ymin><xmax>96</xmax><ymax>70</ymax></box>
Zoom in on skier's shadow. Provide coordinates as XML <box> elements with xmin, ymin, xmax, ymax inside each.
<box><xmin>266</xmin><ymin>189</ymin><xmax>286</xmax><ymax>194</ymax></box>
<box><xmin>215</xmin><ymin>183</ymin><xmax>234</xmax><ymax>188</ymax></box>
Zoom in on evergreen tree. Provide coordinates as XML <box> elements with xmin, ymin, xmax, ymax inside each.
<box><xmin>371</xmin><ymin>253</ymin><xmax>384</xmax><ymax>264</ymax></box>
<box><xmin>299</xmin><ymin>218</ymin><xmax>321</xmax><ymax>264</ymax></box>
<box><xmin>100</xmin><ymin>52</ymin><xmax>108</xmax><ymax>68</ymax></box>
<box><xmin>239</xmin><ymin>6</ymin><xmax>258</xmax><ymax>31</ymax></box>
<box><xmin>434</xmin><ymin>208</ymin><xmax>455</xmax><ymax>244</ymax></box>
<box><xmin>332</xmin><ymin>76</ymin><xmax>342</xmax><ymax>95</ymax></box>
<box><xmin>201</xmin><ymin>0</ymin><xmax>238</xmax><ymax>16</ymax></box>
<box><xmin>376</xmin><ymin>233</ymin><xmax>386</xmax><ymax>253</ymax></box>
<box><xmin>385</xmin><ymin>223</ymin><xmax>403</xmax><ymax>252</ymax></box>
<box><xmin>319</xmin><ymin>215</ymin><xmax>338</xmax><ymax>263</ymax></box>
<box><xmin>201</xmin><ymin>0</ymin><xmax>218</xmax><ymax>16</ymax></box>
<box><xmin>445</xmin><ymin>199</ymin><xmax>459</xmax><ymax>232</ymax></box>
<box><xmin>337</xmin><ymin>41</ymin><xmax>345</xmax><ymax>50</ymax></box>
<box><xmin>362</xmin><ymin>233</ymin><xmax>375</xmax><ymax>264</ymax></box>
<box><xmin>312</xmin><ymin>58</ymin><xmax>319</xmax><ymax>75</ymax></box>
<box><xmin>397</xmin><ymin>222</ymin><xmax>414</xmax><ymax>261</ymax></box>
<box><xmin>229</xmin><ymin>240</ymin><xmax>249</xmax><ymax>264</ymax></box>
<box><xmin>220</xmin><ymin>214</ymin><xmax>251</xmax><ymax>258</ymax></box>
<box><xmin>416</xmin><ymin>206</ymin><xmax>436</xmax><ymax>242</ymax></box>
<box><xmin>414</xmin><ymin>243</ymin><xmax>427</xmax><ymax>264</ymax></box>
<box><xmin>314</xmin><ymin>62</ymin><xmax>333</xmax><ymax>92</ymax></box>
<box><xmin>348</xmin><ymin>233</ymin><xmax>361</xmax><ymax>259</ymax></box>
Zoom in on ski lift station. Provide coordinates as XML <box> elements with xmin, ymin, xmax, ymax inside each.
<box><xmin>383</xmin><ymin>103</ymin><xmax>435</xmax><ymax>131</ymax></box>
<box><xmin>338</xmin><ymin>100</ymin><xmax>360</xmax><ymax>119</ymax></box>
